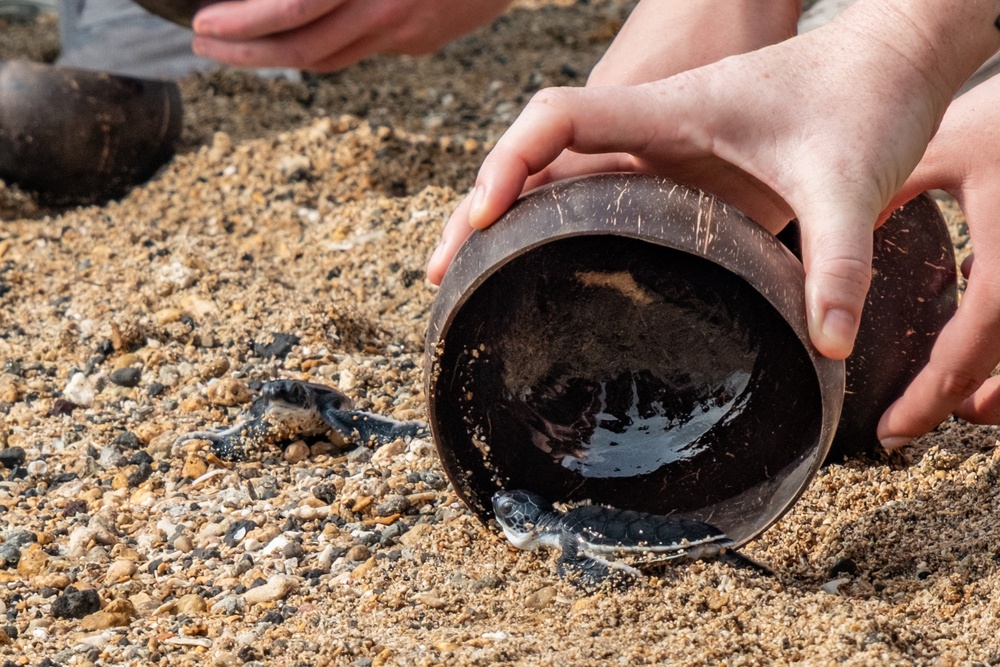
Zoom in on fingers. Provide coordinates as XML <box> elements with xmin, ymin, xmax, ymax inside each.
<box><xmin>955</xmin><ymin>375</ymin><xmax>1000</xmax><ymax>424</ymax></box>
<box><xmin>522</xmin><ymin>152</ymin><xmax>639</xmax><ymax>193</ymax></box>
<box><xmin>878</xmin><ymin>259</ymin><xmax>1000</xmax><ymax>446</ymax></box>
<box><xmin>194</xmin><ymin>0</ymin><xmax>348</xmax><ymax>40</ymax></box>
<box><xmin>961</xmin><ymin>254</ymin><xmax>974</xmax><ymax>280</ymax></box>
<box><xmin>193</xmin><ymin>0</ymin><xmax>394</xmax><ymax>69</ymax></box>
<box><xmin>427</xmin><ymin>194</ymin><xmax>476</xmax><ymax>285</ymax></box>
<box><xmin>466</xmin><ymin>84</ymin><xmax>686</xmax><ymax>230</ymax></box>
<box><xmin>797</xmin><ymin>199</ymin><xmax>876</xmax><ymax>359</ymax></box>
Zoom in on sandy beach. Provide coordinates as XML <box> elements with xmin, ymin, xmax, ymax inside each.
<box><xmin>2</xmin><ymin>3</ymin><xmax>1000</xmax><ymax>665</ymax></box>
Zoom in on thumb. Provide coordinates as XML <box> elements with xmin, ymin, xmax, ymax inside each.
<box><xmin>797</xmin><ymin>198</ymin><xmax>876</xmax><ymax>359</ymax></box>
<box><xmin>880</xmin><ymin>158</ymin><xmax>954</xmax><ymax>224</ymax></box>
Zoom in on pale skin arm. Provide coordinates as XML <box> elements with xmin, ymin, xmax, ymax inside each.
<box><xmin>190</xmin><ymin>0</ymin><xmax>514</xmax><ymax>71</ymax></box>
<box><xmin>509</xmin><ymin>0</ymin><xmax>802</xmax><ymax>195</ymax></box>
<box><xmin>877</xmin><ymin>74</ymin><xmax>1000</xmax><ymax>447</ymax></box>
<box><xmin>429</xmin><ymin>0</ymin><xmax>802</xmax><ymax>284</ymax></box>
<box><xmin>428</xmin><ymin>1</ymin><xmax>1000</xmax><ymax>453</ymax></box>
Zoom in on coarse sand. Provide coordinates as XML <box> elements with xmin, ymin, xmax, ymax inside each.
<box><xmin>2</xmin><ymin>3</ymin><xmax>1000</xmax><ymax>666</ymax></box>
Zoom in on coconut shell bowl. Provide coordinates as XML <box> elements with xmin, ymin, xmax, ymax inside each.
<box><xmin>0</xmin><ymin>60</ymin><xmax>182</xmax><ymax>205</ymax></box>
<box><xmin>131</xmin><ymin>0</ymin><xmax>224</xmax><ymax>26</ymax></box>
<box><xmin>425</xmin><ymin>174</ymin><xmax>957</xmax><ymax>546</ymax></box>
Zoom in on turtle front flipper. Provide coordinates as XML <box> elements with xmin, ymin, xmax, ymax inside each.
<box><xmin>174</xmin><ymin>418</ymin><xmax>268</xmax><ymax>461</ymax></box>
<box><xmin>319</xmin><ymin>406</ymin><xmax>428</xmax><ymax>446</ymax></box>
<box><xmin>557</xmin><ymin>532</ymin><xmax>639</xmax><ymax>588</ymax></box>
<box><xmin>716</xmin><ymin>549</ymin><xmax>774</xmax><ymax>576</ymax></box>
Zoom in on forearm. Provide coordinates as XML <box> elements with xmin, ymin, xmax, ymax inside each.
<box><xmin>840</xmin><ymin>0</ymin><xmax>1000</xmax><ymax>112</ymax></box>
<box><xmin>588</xmin><ymin>0</ymin><xmax>801</xmax><ymax>86</ymax></box>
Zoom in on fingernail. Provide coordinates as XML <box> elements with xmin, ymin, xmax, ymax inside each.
<box><xmin>880</xmin><ymin>436</ymin><xmax>910</xmax><ymax>451</ymax></box>
<box><xmin>428</xmin><ymin>242</ymin><xmax>444</xmax><ymax>268</ymax></box>
<box><xmin>191</xmin><ymin>36</ymin><xmax>208</xmax><ymax>55</ymax></box>
<box><xmin>468</xmin><ymin>186</ymin><xmax>486</xmax><ymax>228</ymax></box>
<box><xmin>192</xmin><ymin>15</ymin><xmax>217</xmax><ymax>37</ymax></box>
<box><xmin>821</xmin><ymin>307</ymin><xmax>856</xmax><ymax>355</ymax></box>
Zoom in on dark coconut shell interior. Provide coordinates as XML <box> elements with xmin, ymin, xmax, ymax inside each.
<box><xmin>425</xmin><ymin>174</ymin><xmax>956</xmax><ymax>545</ymax></box>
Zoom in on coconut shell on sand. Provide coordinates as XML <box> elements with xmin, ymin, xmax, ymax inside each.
<box><xmin>1</xmin><ymin>3</ymin><xmax>999</xmax><ymax>665</ymax></box>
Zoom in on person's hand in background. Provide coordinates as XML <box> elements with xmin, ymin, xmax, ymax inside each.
<box><xmin>429</xmin><ymin>0</ymin><xmax>1000</xmax><ymax>373</ymax></box>
<box><xmin>191</xmin><ymin>0</ymin><xmax>513</xmax><ymax>71</ymax></box>
<box><xmin>877</xmin><ymin>73</ymin><xmax>1000</xmax><ymax>448</ymax></box>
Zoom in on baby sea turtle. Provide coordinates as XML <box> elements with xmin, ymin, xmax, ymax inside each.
<box><xmin>492</xmin><ymin>489</ymin><xmax>770</xmax><ymax>585</ymax></box>
<box><xmin>176</xmin><ymin>379</ymin><xmax>427</xmax><ymax>461</ymax></box>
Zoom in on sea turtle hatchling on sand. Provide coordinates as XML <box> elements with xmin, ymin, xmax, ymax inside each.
<box><xmin>176</xmin><ymin>379</ymin><xmax>427</xmax><ymax>460</ymax></box>
<box><xmin>493</xmin><ymin>489</ymin><xmax>771</xmax><ymax>585</ymax></box>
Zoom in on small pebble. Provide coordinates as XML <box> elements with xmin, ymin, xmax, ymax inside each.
<box><xmin>182</xmin><ymin>454</ymin><xmax>209</xmax><ymax>480</ymax></box>
<box><xmin>98</xmin><ymin>447</ymin><xmax>127</xmax><ymax>470</ymax></box>
<box><xmin>311</xmin><ymin>481</ymin><xmax>338</xmax><ymax>505</ymax></box>
<box><xmin>0</xmin><ymin>447</ymin><xmax>26</xmax><ymax>469</ymax></box>
<box><xmin>375</xmin><ymin>494</ymin><xmax>408</xmax><ymax>517</ymax></box>
<box><xmin>80</xmin><ymin>611</ymin><xmax>131</xmax><ymax>630</ymax></box>
<box><xmin>820</xmin><ymin>578</ymin><xmax>849</xmax><ymax>596</ymax></box>
<box><xmin>224</xmin><ymin>520</ymin><xmax>257</xmax><ymax>548</ymax></box>
<box><xmin>242</xmin><ymin>574</ymin><xmax>299</xmax><ymax>606</ymax></box>
<box><xmin>51</xmin><ymin>588</ymin><xmax>101</xmax><ymax>619</ymax></box>
<box><xmin>206</xmin><ymin>377</ymin><xmax>251</xmax><ymax>407</ymax></box>
<box><xmin>283</xmin><ymin>441</ymin><xmax>310</xmax><ymax>464</ymax></box>
<box><xmin>174</xmin><ymin>593</ymin><xmax>208</xmax><ymax>614</ymax></box>
<box><xmin>63</xmin><ymin>372</ymin><xmax>95</xmax><ymax>407</ymax></box>
<box><xmin>346</xmin><ymin>544</ymin><xmax>371</xmax><ymax>562</ymax></box>
<box><xmin>524</xmin><ymin>585</ymin><xmax>557</xmax><ymax>610</ymax></box>
<box><xmin>282</xmin><ymin>541</ymin><xmax>305</xmax><ymax>560</ymax></box>
<box><xmin>105</xmin><ymin>560</ymin><xmax>137</xmax><ymax>584</ymax></box>
<box><xmin>109</xmin><ymin>367</ymin><xmax>142</xmax><ymax>388</ymax></box>
<box><xmin>15</xmin><ymin>543</ymin><xmax>49</xmax><ymax>576</ymax></box>
<box><xmin>26</xmin><ymin>459</ymin><xmax>47</xmax><ymax>476</ymax></box>
<box><xmin>252</xmin><ymin>332</ymin><xmax>299</xmax><ymax>359</ymax></box>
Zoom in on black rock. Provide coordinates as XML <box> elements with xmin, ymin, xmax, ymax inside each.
<box><xmin>261</xmin><ymin>611</ymin><xmax>284</xmax><ymax>625</ymax></box>
<box><xmin>0</xmin><ymin>544</ymin><xmax>21</xmax><ymax>569</ymax></box>
<box><xmin>253</xmin><ymin>332</ymin><xmax>300</xmax><ymax>359</ymax></box>
<box><xmin>113</xmin><ymin>431</ymin><xmax>141</xmax><ymax>449</ymax></box>
<box><xmin>129</xmin><ymin>450</ymin><xmax>154</xmax><ymax>466</ymax></box>
<box><xmin>51</xmin><ymin>472</ymin><xmax>79</xmax><ymax>486</ymax></box>
<box><xmin>127</xmin><ymin>462</ymin><xmax>153</xmax><ymax>487</ymax></box>
<box><xmin>49</xmin><ymin>399</ymin><xmax>79</xmax><ymax>416</ymax></box>
<box><xmin>281</xmin><ymin>542</ymin><xmax>305</xmax><ymax>559</ymax></box>
<box><xmin>108</xmin><ymin>367</ymin><xmax>142</xmax><ymax>388</ymax></box>
<box><xmin>311</xmin><ymin>481</ymin><xmax>338</xmax><ymax>505</ymax></box>
<box><xmin>192</xmin><ymin>547</ymin><xmax>221</xmax><ymax>561</ymax></box>
<box><xmin>62</xmin><ymin>499</ymin><xmax>88</xmax><ymax>517</ymax></box>
<box><xmin>421</xmin><ymin>470</ymin><xmax>448</xmax><ymax>490</ymax></box>
<box><xmin>223</xmin><ymin>519</ymin><xmax>257</xmax><ymax>548</ymax></box>
<box><xmin>0</xmin><ymin>448</ymin><xmax>26</xmax><ymax>469</ymax></box>
<box><xmin>50</xmin><ymin>588</ymin><xmax>101</xmax><ymax>619</ymax></box>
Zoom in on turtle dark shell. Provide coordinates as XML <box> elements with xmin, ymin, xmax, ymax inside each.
<box><xmin>557</xmin><ymin>504</ymin><xmax>730</xmax><ymax>552</ymax></box>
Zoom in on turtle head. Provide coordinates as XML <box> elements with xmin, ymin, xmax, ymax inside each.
<box><xmin>492</xmin><ymin>489</ymin><xmax>553</xmax><ymax>550</ymax></box>
<box><xmin>261</xmin><ymin>380</ymin><xmax>353</xmax><ymax>412</ymax></box>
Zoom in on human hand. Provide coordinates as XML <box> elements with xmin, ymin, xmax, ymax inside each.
<box><xmin>429</xmin><ymin>0</ymin><xmax>999</xmax><ymax>363</ymax></box>
<box><xmin>430</xmin><ymin>0</ymin><xmax>801</xmax><ymax>283</ymax></box>
<box><xmin>190</xmin><ymin>0</ymin><xmax>513</xmax><ymax>71</ymax></box>
<box><xmin>877</xmin><ymin>75</ymin><xmax>1000</xmax><ymax>448</ymax></box>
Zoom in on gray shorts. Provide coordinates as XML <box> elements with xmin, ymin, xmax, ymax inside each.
<box><xmin>55</xmin><ymin>0</ymin><xmax>297</xmax><ymax>80</ymax></box>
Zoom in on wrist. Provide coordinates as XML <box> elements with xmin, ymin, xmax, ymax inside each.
<box><xmin>840</xmin><ymin>0</ymin><xmax>1000</xmax><ymax>107</ymax></box>
<box><xmin>588</xmin><ymin>0</ymin><xmax>800</xmax><ymax>87</ymax></box>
